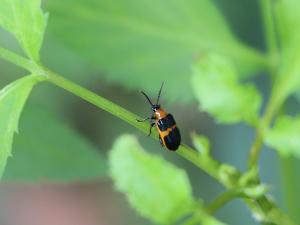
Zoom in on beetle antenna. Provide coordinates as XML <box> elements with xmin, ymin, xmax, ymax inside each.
<box><xmin>156</xmin><ymin>81</ymin><xmax>164</xmax><ymax>104</ymax></box>
<box><xmin>141</xmin><ymin>91</ymin><xmax>154</xmax><ymax>106</ymax></box>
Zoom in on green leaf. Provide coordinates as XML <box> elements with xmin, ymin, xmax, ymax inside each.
<box><xmin>47</xmin><ymin>0</ymin><xmax>265</xmax><ymax>102</ymax></box>
<box><xmin>274</xmin><ymin>0</ymin><xmax>300</xmax><ymax>102</ymax></box>
<box><xmin>109</xmin><ymin>134</ymin><xmax>195</xmax><ymax>225</ymax></box>
<box><xmin>0</xmin><ymin>75</ymin><xmax>41</xmax><ymax>178</ymax></box>
<box><xmin>191</xmin><ymin>54</ymin><xmax>262</xmax><ymax>125</ymax></box>
<box><xmin>265</xmin><ymin>116</ymin><xmax>300</xmax><ymax>158</ymax></box>
<box><xmin>191</xmin><ymin>132</ymin><xmax>210</xmax><ymax>156</ymax></box>
<box><xmin>3</xmin><ymin>106</ymin><xmax>107</xmax><ymax>181</ymax></box>
<box><xmin>0</xmin><ymin>0</ymin><xmax>48</xmax><ymax>61</ymax></box>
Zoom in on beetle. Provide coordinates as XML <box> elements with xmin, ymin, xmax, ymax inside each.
<box><xmin>137</xmin><ymin>82</ymin><xmax>181</xmax><ymax>151</ymax></box>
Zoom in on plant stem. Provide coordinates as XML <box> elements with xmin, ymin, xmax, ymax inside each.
<box><xmin>248</xmin><ymin>0</ymin><xmax>280</xmax><ymax>169</ymax></box>
<box><xmin>0</xmin><ymin>47</ymin><xmax>51</xmax><ymax>81</ymax></box>
<box><xmin>0</xmin><ymin>47</ymin><xmax>297</xmax><ymax>225</ymax></box>
<box><xmin>248</xmin><ymin>83</ymin><xmax>282</xmax><ymax>168</ymax></box>
<box><xmin>206</xmin><ymin>188</ymin><xmax>248</xmax><ymax>214</ymax></box>
<box><xmin>180</xmin><ymin>213</ymin><xmax>202</xmax><ymax>225</ymax></box>
<box><xmin>260</xmin><ymin>0</ymin><xmax>279</xmax><ymax>69</ymax></box>
<box><xmin>0</xmin><ymin>47</ymin><xmax>38</xmax><ymax>73</ymax></box>
<box><xmin>248</xmin><ymin>129</ymin><xmax>264</xmax><ymax>168</ymax></box>
<box><xmin>47</xmin><ymin>69</ymin><xmax>148</xmax><ymax>133</ymax></box>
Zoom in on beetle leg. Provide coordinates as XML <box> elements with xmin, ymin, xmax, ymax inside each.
<box><xmin>159</xmin><ymin>135</ymin><xmax>164</xmax><ymax>147</ymax></box>
<box><xmin>136</xmin><ymin>117</ymin><xmax>150</xmax><ymax>122</ymax></box>
<box><xmin>136</xmin><ymin>115</ymin><xmax>155</xmax><ymax>123</ymax></box>
<box><xmin>148</xmin><ymin>122</ymin><xmax>155</xmax><ymax>136</ymax></box>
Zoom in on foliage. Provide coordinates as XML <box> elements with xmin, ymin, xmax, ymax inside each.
<box><xmin>191</xmin><ymin>132</ymin><xmax>210</xmax><ymax>156</ymax></box>
<box><xmin>0</xmin><ymin>75</ymin><xmax>42</xmax><ymax>178</ymax></box>
<box><xmin>0</xmin><ymin>0</ymin><xmax>300</xmax><ymax>224</ymax></box>
<box><xmin>265</xmin><ymin>116</ymin><xmax>300</xmax><ymax>158</ymax></box>
<box><xmin>191</xmin><ymin>54</ymin><xmax>262</xmax><ymax>125</ymax></box>
<box><xmin>46</xmin><ymin>0</ymin><xmax>265</xmax><ymax>102</ymax></box>
<box><xmin>273</xmin><ymin>0</ymin><xmax>300</xmax><ymax>103</ymax></box>
<box><xmin>109</xmin><ymin>134</ymin><xmax>195</xmax><ymax>225</ymax></box>
<box><xmin>0</xmin><ymin>0</ymin><xmax>48</xmax><ymax>61</ymax></box>
<box><xmin>3</xmin><ymin>106</ymin><xmax>107</xmax><ymax>181</ymax></box>
<box><xmin>0</xmin><ymin>0</ymin><xmax>107</xmax><ymax>182</ymax></box>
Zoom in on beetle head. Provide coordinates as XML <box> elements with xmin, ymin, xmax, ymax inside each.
<box><xmin>151</xmin><ymin>104</ymin><xmax>161</xmax><ymax>111</ymax></box>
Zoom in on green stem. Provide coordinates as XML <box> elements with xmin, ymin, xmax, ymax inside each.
<box><xmin>180</xmin><ymin>213</ymin><xmax>202</xmax><ymax>225</ymax></box>
<box><xmin>206</xmin><ymin>188</ymin><xmax>249</xmax><ymax>214</ymax></box>
<box><xmin>248</xmin><ymin>0</ymin><xmax>280</xmax><ymax>168</ymax></box>
<box><xmin>0</xmin><ymin>47</ymin><xmax>38</xmax><ymax>73</ymax></box>
<box><xmin>0</xmin><ymin>47</ymin><xmax>297</xmax><ymax>225</ymax></box>
<box><xmin>260</xmin><ymin>0</ymin><xmax>279</xmax><ymax>69</ymax></box>
<box><xmin>248</xmin><ymin>81</ymin><xmax>283</xmax><ymax>168</ymax></box>
<box><xmin>247</xmin><ymin>109</ymin><xmax>273</xmax><ymax>168</ymax></box>
<box><xmin>248</xmin><ymin>129</ymin><xmax>264</xmax><ymax>168</ymax></box>
<box><xmin>47</xmin><ymin>69</ymin><xmax>148</xmax><ymax>133</ymax></box>
<box><xmin>260</xmin><ymin>0</ymin><xmax>279</xmax><ymax>75</ymax></box>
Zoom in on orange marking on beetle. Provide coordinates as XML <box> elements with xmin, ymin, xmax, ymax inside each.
<box><xmin>156</xmin><ymin>125</ymin><xmax>177</xmax><ymax>147</ymax></box>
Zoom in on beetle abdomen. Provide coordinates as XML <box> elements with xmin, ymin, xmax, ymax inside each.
<box><xmin>156</xmin><ymin>113</ymin><xmax>181</xmax><ymax>151</ymax></box>
<box><xmin>163</xmin><ymin>127</ymin><xmax>181</xmax><ymax>151</ymax></box>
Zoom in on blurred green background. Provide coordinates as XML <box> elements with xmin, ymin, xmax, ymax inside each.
<box><xmin>0</xmin><ymin>0</ymin><xmax>299</xmax><ymax>224</ymax></box>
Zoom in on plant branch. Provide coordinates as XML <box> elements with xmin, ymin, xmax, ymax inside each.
<box><xmin>0</xmin><ymin>47</ymin><xmax>39</xmax><ymax>73</ymax></box>
<box><xmin>248</xmin><ymin>0</ymin><xmax>280</xmax><ymax>168</ymax></box>
<box><xmin>0</xmin><ymin>47</ymin><xmax>297</xmax><ymax>225</ymax></box>
<box><xmin>260</xmin><ymin>0</ymin><xmax>278</xmax><ymax>66</ymax></box>
<box><xmin>180</xmin><ymin>213</ymin><xmax>202</xmax><ymax>225</ymax></box>
<box><xmin>205</xmin><ymin>188</ymin><xmax>249</xmax><ymax>214</ymax></box>
<box><xmin>248</xmin><ymin>81</ymin><xmax>283</xmax><ymax>168</ymax></box>
<box><xmin>248</xmin><ymin>1</ymin><xmax>293</xmax><ymax>172</ymax></box>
